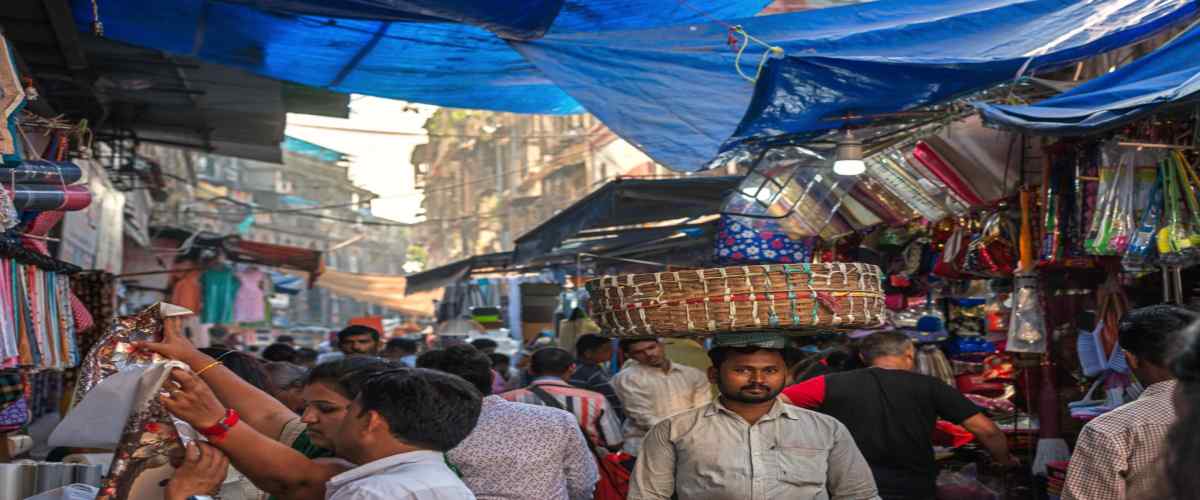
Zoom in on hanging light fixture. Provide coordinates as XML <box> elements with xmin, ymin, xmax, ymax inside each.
<box><xmin>833</xmin><ymin>129</ymin><xmax>866</xmax><ymax>176</ymax></box>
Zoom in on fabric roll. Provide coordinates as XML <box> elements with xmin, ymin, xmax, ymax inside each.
<box><xmin>7</xmin><ymin>186</ymin><xmax>91</xmax><ymax>211</ymax></box>
<box><xmin>0</xmin><ymin>462</ymin><xmax>38</xmax><ymax>500</ymax></box>
<box><xmin>36</xmin><ymin>462</ymin><xmax>71</xmax><ymax>493</ymax></box>
<box><xmin>0</xmin><ymin>161</ymin><xmax>84</xmax><ymax>185</ymax></box>
<box><xmin>71</xmin><ymin>464</ymin><xmax>104</xmax><ymax>486</ymax></box>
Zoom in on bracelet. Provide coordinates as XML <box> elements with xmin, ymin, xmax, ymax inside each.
<box><xmin>194</xmin><ymin>360</ymin><xmax>222</xmax><ymax>376</ymax></box>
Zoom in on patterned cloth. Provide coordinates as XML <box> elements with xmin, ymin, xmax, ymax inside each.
<box><xmin>446</xmin><ymin>395</ymin><xmax>598</xmax><ymax>500</ymax></box>
<box><xmin>612</xmin><ymin>360</ymin><xmax>712</xmax><ymax>456</ymax></box>
<box><xmin>713</xmin><ymin>216</ymin><xmax>815</xmax><ymax>265</ymax></box>
<box><xmin>1062</xmin><ymin>380</ymin><xmax>1178</xmax><ymax>500</ymax></box>
<box><xmin>0</xmin><ymin>370</ymin><xmax>20</xmax><ymax>405</ymax></box>
<box><xmin>502</xmin><ymin>378</ymin><xmax>624</xmax><ymax>449</ymax></box>
<box><xmin>569</xmin><ymin>361</ymin><xmax>625</xmax><ymax>422</ymax></box>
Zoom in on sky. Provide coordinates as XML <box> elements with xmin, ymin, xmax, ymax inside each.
<box><xmin>285</xmin><ymin>96</ymin><xmax>435</xmax><ymax>223</ymax></box>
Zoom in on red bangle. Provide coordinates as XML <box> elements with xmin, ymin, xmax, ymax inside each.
<box><xmin>197</xmin><ymin>408</ymin><xmax>239</xmax><ymax>443</ymax></box>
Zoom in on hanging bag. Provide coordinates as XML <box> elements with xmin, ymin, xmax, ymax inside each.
<box><xmin>933</xmin><ymin>224</ymin><xmax>969</xmax><ymax>279</ymax></box>
<box><xmin>962</xmin><ymin>212</ymin><xmax>1016</xmax><ymax>278</ymax></box>
<box><xmin>1123</xmin><ymin>166</ymin><xmax>1164</xmax><ymax>271</ymax></box>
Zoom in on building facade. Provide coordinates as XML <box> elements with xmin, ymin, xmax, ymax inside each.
<box><xmin>410</xmin><ymin>111</ymin><xmax>691</xmax><ymax>268</ymax></box>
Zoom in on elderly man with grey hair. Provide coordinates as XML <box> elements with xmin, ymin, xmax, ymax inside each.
<box><xmin>781</xmin><ymin>331</ymin><xmax>1015</xmax><ymax>500</ymax></box>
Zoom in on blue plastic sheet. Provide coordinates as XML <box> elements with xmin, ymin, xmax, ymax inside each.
<box><xmin>976</xmin><ymin>26</ymin><xmax>1200</xmax><ymax>135</ymax></box>
<box><xmin>516</xmin><ymin>0</ymin><xmax>1197</xmax><ymax>171</ymax></box>
<box><xmin>218</xmin><ymin>0</ymin><xmax>564</xmax><ymax>40</ymax></box>
<box><xmin>72</xmin><ymin>0</ymin><xmax>770</xmax><ymax>114</ymax></box>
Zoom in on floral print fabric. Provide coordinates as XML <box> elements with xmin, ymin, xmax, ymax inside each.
<box><xmin>713</xmin><ymin>216</ymin><xmax>815</xmax><ymax>265</ymax></box>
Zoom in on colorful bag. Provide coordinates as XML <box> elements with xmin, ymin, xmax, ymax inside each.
<box><xmin>962</xmin><ymin>212</ymin><xmax>1016</xmax><ymax>278</ymax></box>
<box><xmin>933</xmin><ymin>225</ymin><xmax>969</xmax><ymax>279</ymax></box>
<box><xmin>0</xmin><ymin>397</ymin><xmax>29</xmax><ymax>431</ymax></box>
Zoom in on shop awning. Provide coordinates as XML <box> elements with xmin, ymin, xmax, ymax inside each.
<box><xmin>69</xmin><ymin>0</ymin><xmax>1192</xmax><ymax>171</ymax></box>
<box><xmin>72</xmin><ymin>0</ymin><xmax>770</xmax><ymax>114</ymax></box>
<box><xmin>405</xmin><ymin>252</ymin><xmax>515</xmax><ymax>295</ymax></box>
<box><xmin>517</xmin><ymin>0</ymin><xmax>1196</xmax><ymax>171</ymax></box>
<box><xmin>513</xmin><ymin>176</ymin><xmax>740</xmax><ymax>263</ymax></box>
<box><xmin>221</xmin><ymin>238</ymin><xmax>325</xmax><ymax>277</ymax></box>
<box><xmin>975</xmin><ymin>26</ymin><xmax>1200</xmax><ymax>135</ymax></box>
<box><xmin>0</xmin><ymin>2</ymin><xmax>350</xmax><ymax>163</ymax></box>
<box><xmin>314</xmin><ymin>269</ymin><xmax>442</xmax><ymax>317</ymax></box>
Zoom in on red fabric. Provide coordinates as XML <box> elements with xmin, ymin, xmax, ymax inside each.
<box><xmin>932</xmin><ymin>420</ymin><xmax>975</xmax><ymax>448</ymax></box>
<box><xmin>782</xmin><ymin>375</ymin><xmax>827</xmax><ymax>408</ymax></box>
<box><xmin>593</xmin><ymin>452</ymin><xmax>632</xmax><ymax>500</ymax></box>
<box><xmin>912</xmin><ymin>141</ymin><xmax>985</xmax><ymax>206</ymax></box>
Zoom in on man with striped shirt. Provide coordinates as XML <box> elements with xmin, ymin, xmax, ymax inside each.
<box><xmin>503</xmin><ymin>347</ymin><xmax>624</xmax><ymax>451</ymax></box>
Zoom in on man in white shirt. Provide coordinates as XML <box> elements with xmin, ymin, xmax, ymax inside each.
<box><xmin>325</xmin><ymin>367</ymin><xmax>481</xmax><ymax>500</ymax></box>
<box><xmin>613</xmin><ymin>338</ymin><xmax>711</xmax><ymax>455</ymax></box>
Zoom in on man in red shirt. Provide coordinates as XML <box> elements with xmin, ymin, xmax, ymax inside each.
<box><xmin>782</xmin><ymin>330</ymin><xmax>1015</xmax><ymax>500</ymax></box>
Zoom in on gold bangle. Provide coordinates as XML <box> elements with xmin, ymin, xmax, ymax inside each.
<box><xmin>195</xmin><ymin>360</ymin><xmax>222</xmax><ymax>376</ymax></box>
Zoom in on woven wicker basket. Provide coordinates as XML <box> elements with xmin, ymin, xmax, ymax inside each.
<box><xmin>586</xmin><ymin>263</ymin><xmax>886</xmax><ymax>338</ymax></box>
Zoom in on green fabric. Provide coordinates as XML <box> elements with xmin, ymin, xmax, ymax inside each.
<box><xmin>291</xmin><ymin>429</ymin><xmax>334</xmax><ymax>459</ymax></box>
<box><xmin>200</xmin><ymin>267</ymin><xmax>239</xmax><ymax>324</ymax></box>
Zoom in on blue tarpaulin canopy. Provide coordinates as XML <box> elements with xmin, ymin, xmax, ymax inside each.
<box><xmin>516</xmin><ymin>0</ymin><xmax>1197</xmax><ymax>171</ymax></box>
<box><xmin>72</xmin><ymin>0</ymin><xmax>771</xmax><ymax>114</ymax></box>
<box><xmin>976</xmin><ymin>25</ymin><xmax>1200</xmax><ymax>135</ymax></box>
<box><xmin>75</xmin><ymin>0</ymin><xmax>1196</xmax><ymax>170</ymax></box>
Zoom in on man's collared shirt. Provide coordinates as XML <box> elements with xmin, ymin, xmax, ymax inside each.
<box><xmin>447</xmin><ymin>395</ymin><xmax>598</xmax><ymax>500</ymax></box>
<box><xmin>502</xmin><ymin>377</ymin><xmax>624</xmax><ymax>449</ymax></box>
<box><xmin>629</xmin><ymin>398</ymin><xmax>880</xmax><ymax>500</ymax></box>
<box><xmin>570</xmin><ymin>361</ymin><xmax>626</xmax><ymax>421</ymax></box>
<box><xmin>1063</xmin><ymin>380</ymin><xmax>1178</xmax><ymax>500</ymax></box>
<box><xmin>612</xmin><ymin>360</ymin><xmax>711</xmax><ymax>455</ymax></box>
<box><xmin>325</xmin><ymin>450</ymin><xmax>474</xmax><ymax>500</ymax></box>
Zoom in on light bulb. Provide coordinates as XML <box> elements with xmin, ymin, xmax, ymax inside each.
<box><xmin>833</xmin><ymin>159</ymin><xmax>866</xmax><ymax>176</ymax></box>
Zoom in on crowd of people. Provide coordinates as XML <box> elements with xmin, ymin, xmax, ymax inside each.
<box><xmin>139</xmin><ymin>304</ymin><xmax>1200</xmax><ymax>500</ymax></box>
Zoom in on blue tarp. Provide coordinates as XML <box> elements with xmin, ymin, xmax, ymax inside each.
<box><xmin>74</xmin><ymin>0</ymin><xmax>1196</xmax><ymax>171</ymax></box>
<box><xmin>976</xmin><ymin>26</ymin><xmax>1200</xmax><ymax>135</ymax></box>
<box><xmin>72</xmin><ymin>0</ymin><xmax>770</xmax><ymax>114</ymax></box>
<box><xmin>217</xmin><ymin>0</ymin><xmax>564</xmax><ymax>40</ymax></box>
<box><xmin>516</xmin><ymin>0</ymin><xmax>1197</xmax><ymax>171</ymax></box>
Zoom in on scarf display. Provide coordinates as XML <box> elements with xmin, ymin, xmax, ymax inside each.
<box><xmin>0</xmin><ymin>259</ymin><xmax>78</xmax><ymax>369</ymax></box>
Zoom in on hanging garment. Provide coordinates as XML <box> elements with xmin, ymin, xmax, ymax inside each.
<box><xmin>200</xmin><ymin>266</ymin><xmax>239</xmax><ymax>325</ymax></box>
<box><xmin>232</xmin><ymin>267</ymin><xmax>266</xmax><ymax>324</ymax></box>
<box><xmin>169</xmin><ymin>267</ymin><xmax>203</xmax><ymax>314</ymax></box>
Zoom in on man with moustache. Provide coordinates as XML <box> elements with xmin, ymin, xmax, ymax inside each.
<box><xmin>628</xmin><ymin>334</ymin><xmax>879</xmax><ymax>500</ymax></box>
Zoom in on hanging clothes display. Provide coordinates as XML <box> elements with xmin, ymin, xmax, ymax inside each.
<box><xmin>200</xmin><ymin>265</ymin><xmax>239</xmax><ymax>325</ymax></box>
<box><xmin>168</xmin><ymin>264</ymin><xmax>203</xmax><ymax>314</ymax></box>
<box><xmin>0</xmin><ymin>258</ymin><xmax>78</xmax><ymax>370</ymax></box>
<box><xmin>232</xmin><ymin>266</ymin><xmax>266</xmax><ymax>324</ymax></box>
<box><xmin>71</xmin><ymin>271</ymin><xmax>117</xmax><ymax>357</ymax></box>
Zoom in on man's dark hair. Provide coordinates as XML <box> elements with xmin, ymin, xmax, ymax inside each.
<box><xmin>358</xmin><ymin>367</ymin><xmax>482</xmax><ymax>452</ymax></box>
<box><xmin>1120</xmin><ymin>304</ymin><xmax>1198</xmax><ymax>366</ymax></box>
<box><xmin>576</xmin><ymin>334</ymin><xmax>611</xmax><ymax>358</ymax></box>
<box><xmin>304</xmin><ymin>355</ymin><xmax>395</xmax><ymax>400</ymax></box>
<box><xmin>708</xmin><ymin>346</ymin><xmax>787</xmax><ymax>369</ymax></box>
<box><xmin>264</xmin><ymin>361</ymin><xmax>308</xmax><ymax>391</ymax></box>
<box><xmin>338</xmin><ymin>325</ymin><xmax>380</xmax><ymax>343</ymax></box>
<box><xmin>470</xmin><ymin>338</ymin><xmax>499</xmax><ymax>351</ymax></box>
<box><xmin>531</xmin><ymin>347</ymin><xmax>575</xmax><ymax>376</ymax></box>
<box><xmin>619</xmin><ymin>338</ymin><xmax>658</xmax><ymax>353</ymax></box>
<box><xmin>201</xmin><ymin>347</ymin><xmax>275</xmax><ymax>393</ymax></box>
<box><xmin>295</xmin><ymin>347</ymin><xmax>319</xmax><ymax>364</ymax></box>
<box><xmin>276</xmin><ymin>335</ymin><xmax>295</xmax><ymax>344</ymax></box>
<box><xmin>416</xmin><ymin>345</ymin><xmax>494</xmax><ymax>395</ymax></box>
<box><xmin>489</xmin><ymin>353</ymin><xmax>510</xmax><ymax>367</ymax></box>
<box><xmin>385</xmin><ymin>337</ymin><xmax>419</xmax><ymax>354</ymax></box>
<box><xmin>857</xmin><ymin>331</ymin><xmax>913</xmax><ymax>363</ymax></box>
<box><xmin>262</xmin><ymin>343</ymin><xmax>298</xmax><ymax>363</ymax></box>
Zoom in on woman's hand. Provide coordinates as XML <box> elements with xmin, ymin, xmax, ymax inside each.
<box><xmin>135</xmin><ymin>317</ymin><xmax>210</xmax><ymax>370</ymax></box>
<box><xmin>165</xmin><ymin>442</ymin><xmax>229</xmax><ymax>500</ymax></box>
<box><xmin>161</xmin><ymin>369</ymin><xmax>228</xmax><ymax>430</ymax></box>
